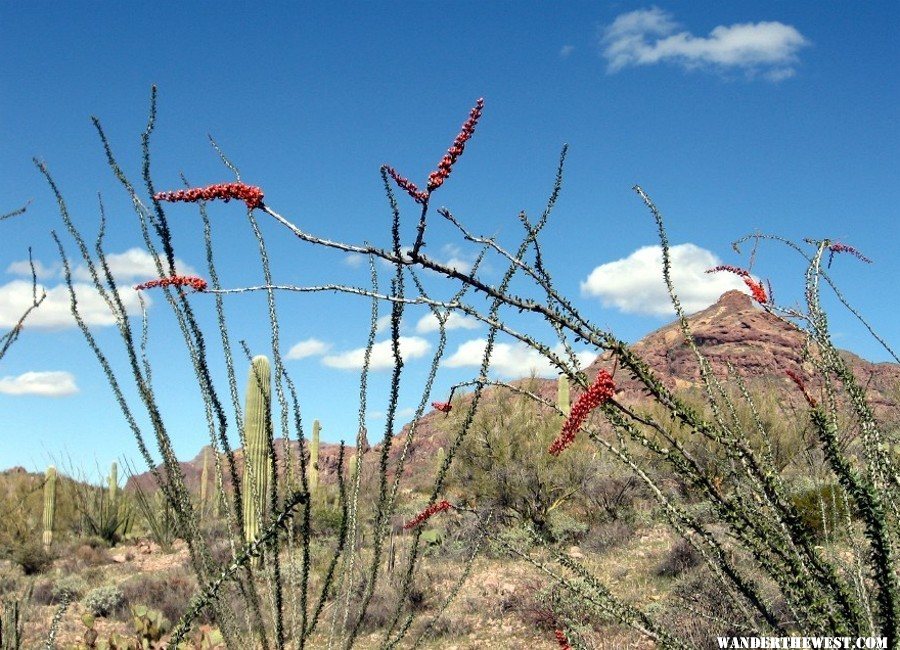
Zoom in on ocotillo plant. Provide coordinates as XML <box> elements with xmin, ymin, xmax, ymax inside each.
<box><xmin>41</xmin><ymin>89</ymin><xmax>897</xmax><ymax>648</ymax></box>
<box><xmin>42</xmin><ymin>465</ymin><xmax>56</xmax><ymax>551</ymax></box>
<box><xmin>309</xmin><ymin>419</ymin><xmax>320</xmax><ymax>496</ymax></box>
<box><xmin>241</xmin><ymin>355</ymin><xmax>272</xmax><ymax>567</ymax></box>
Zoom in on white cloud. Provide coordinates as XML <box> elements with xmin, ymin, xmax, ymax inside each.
<box><xmin>580</xmin><ymin>243</ymin><xmax>748</xmax><ymax>316</ymax></box>
<box><xmin>72</xmin><ymin>248</ymin><xmax>197</xmax><ymax>283</ymax></box>
<box><xmin>438</xmin><ymin>244</ymin><xmax>473</xmax><ymax>274</ymax></box>
<box><xmin>446</xmin><ymin>339</ymin><xmax>597</xmax><ymax>378</ymax></box>
<box><xmin>6</xmin><ymin>259</ymin><xmax>57</xmax><ymax>280</ymax></box>
<box><xmin>0</xmin><ymin>280</ymin><xmax>146</xmax><ymax>329</ymax></box>
<box><xmin>286</xmin><ymin>338</ymin><xmax>331</xmax><ymax>360</ymax></box>
<box><xmin>343</xmin><ymin>253</ymin><xmax>366</xmax><ymax>268</ymax></box>
<box><xmin>414</xmin><ymin>311</ymin><xmax>480</xmax><ymax>334</ymax></box>
<box><xmin>601</xmin><ymin>8</ymin><xmax>809</xmax><ymax>79</ymax></box>
<box><xmin>559</xmin><ymin>45</ymin><xmax>575</xmax><ymax>59</ymax></box>
<box><xmin>322</xmin><ymin>336</ymin><xmax>431</xmax><ymax>371</ymax></box>
<box><xmin>375</xmin><ymin>315</ymin><xmax>392</xmax><ymax>334</ymax></box>
<box><xmin>0</xmin><ymin>371</ymin><xmax>78</xmax><ymax>396</ymax></box>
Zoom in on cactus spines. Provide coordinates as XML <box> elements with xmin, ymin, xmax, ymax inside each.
<box><xmin>557</xmin><ymin>374</ymin><xmax>570</xmax><ymax>416</ymax></box>
<box><xmin>108</xmin><ymin>461</ymin><xmax>118</xmax><ymax>507</ymax></box>
<box><xmin>309</xmin><ymin>420</ymin><xmax>321</xmax><ymax>496</ymax></box>
<box><xmin>43</xmin><ymin>465</ymin><xmax>57</xmax><ymax>550</ymax></box>
<box><xmin>436</xmin><ymin>446</ymin><xmax>446</xmax><ymax>470</ymax></box>
<box><xmin>241</xmin><ymin>355</ymin><xmax>272</xmax><ymax>566</ymax></box>
<box><xmin>199</xmin><ymin>447</ymin><xmax>210</xmax><ymax>519</ymax></box>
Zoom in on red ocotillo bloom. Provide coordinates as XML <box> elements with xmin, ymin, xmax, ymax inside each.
<box><xmin>706</xmin><ymin>266</ymin><xmax>770</xmax><ymax>305</ymax></box>
<box><xmin>427</xmin><ymin>98</ymin><xmax>484</xmax><ymax>192</ymax></box>
<box><xmin>153</xmin><ymin>182</ymin><xmax>264</xmax><ymax>210</ymax></box>
<box><xmin>383</xmin><ymin>167</ymin><xmax>428</xmax><ymax>204</ymax></box>
<box><xmin>431</xmin><ymin>401</ymin><xmax>452</xmax><ymax>414</ymax></box>
<box><xmin>385</xmin><ymin>98</ymin><xmax>484</xmax><ymax>203</ymax></box>
<box><xmin>403</xmin><ymin>499</ymin><xmax>452</xmax><ymax>530</ymax></box>
<box><xmin>554</xmin><ymin>629</ymin><xmax>572</xmax><ymax>650</ymax></box>
<box><xmin>549</xmin><ymin>370</ymin><xmax>615</xmax><ymax>456</ymax></box>
<box><xmin>135</xmin><ymin>275</ymin><xmax>208</xmax><ymax>292</ymax></box>
<box><xmin>827</xmin><ymin>242</ymin><xmax>872</xmax><ymax>267</ymax></box>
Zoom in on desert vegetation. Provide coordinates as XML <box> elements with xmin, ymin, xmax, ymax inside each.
<box><xmin>0</xmin><ymin>90</ymin><xmax>897</xmax><ymax>649</ymax></box>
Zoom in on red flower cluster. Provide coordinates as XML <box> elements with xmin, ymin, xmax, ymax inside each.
<box><xmin>785</xmin><ymin>369</ymin><xmax>817</xmax><ymax>408</ymax></box>
<box><xmin>426</xmin><ymin>98</ymin><xmax>484</xmax><ymax>193</ymax></box>
<box><xmin>135</xmin><ymin>275</ymin><xmax>208</xmax><ymax>292</ymax></box>
<box><xmin>432</xmin><ymin>401</ymin><xmax>452</xmax><ymax>413</ymax></box>
<box><xmin>549</xmin><ymin>370</ymin><xmax>616</xmax><ymax>456</ymax></box>
<box><xmin>384</xmin><ymin>166</ymin><xmax>428</xmax><ymax>204</ymax></box>
<box><xmin>403</xmin><ymin>499</ymin><xmax>452</xmax><ymax>530</ymax></box>
<box><xmin>385</xmin><ymin>98</ymin><xmax>485</xmax><ymax>203</ymax></box>
<box><xmin>706</xmin><ymin>266</ymin><xmax>769</xmax><ymax>305</ymax></box>
<box><xmin>153</xmin><ymin>182</ymin><xmax>264</xmax><ymax>210</ymax></box>
<box><xmin>554</xmin><ymin>629</ymin><xmax>572</xmax><ymax>650</ymax></box>
<box><xmin>827</xmin><ymin>242</ymin><xmax>872</xmax><ymax>267</ymax></box>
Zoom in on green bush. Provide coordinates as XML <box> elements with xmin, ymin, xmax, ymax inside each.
<box><xmin>52</xmin><ymin>574</ymin><xmax>88</xmax><ymax>603</ymax></box>
<box><xmin>83</xmin><ymin>584</ymin><xmax>125</xmax><ymax>617</ymax></box>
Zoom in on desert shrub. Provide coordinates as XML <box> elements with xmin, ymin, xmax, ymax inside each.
<box><xmin>52</xmin><ymin>574</ymin><xmax>89</xmax><ymax>603</ymax></box>
<box><xmin>71</xmin><ymin>542</ymin><xmax>112</xmax><ymax>569</ymax></box>
<box><xmin>663</xmin><ymin>572</ymin><xmax>754</xmax><ymax>649</ymax></box>
<box><xmin>29</xmin><ymin>578</ymin><xmax>55</xmax><ymax>606</ymax></box>
<box><xmin>11</xmin><ymin>542</ymin><xmax>52</xmax><ymax>575</ymax></box>
<box><xmin>83</xmin><ymin>585</ymin><xmax>125</xmax><ymax>618</ymax></box>
<box><xmin>654</xmin><ymin>538</ymin><xmax>702</xmax><ymax>578</ymax></box>
<box><xmin>424</xmin><ymin>614</ymin><xmax>472</xmax><ymax>639</ymax></box>
<box><xmin>580</xmin><ymin>519</ymin><xmax>635</xmax><ymax>554</ymax></box>
<box><xmin>447</xmin><ymin>381</ymin><xmax>595</xmax><ymax>535</ymax></box>
<box><xmin>120</xmin><ymin>573</ymin><xmax>198</xmax><ymax>625</ymax></box>
<box><xmin>790</xmin><ymin>482</ymin><xmax>851</xmax><ymax>541</ymax></box>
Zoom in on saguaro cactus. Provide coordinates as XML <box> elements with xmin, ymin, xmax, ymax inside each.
<box><xmin>241</xmin><ymin>355</ymin><xmax>272</xmax><ymax>565</ymax></box>
<box><xmin>108</xmin><ymin>461</ymin><xmax>118</xmax><ymax>507</ymax></box>
<box><xmin>309</xmin><ymin>419</ymin><xmax>320</xmax><ymax>496</ymax></box>
<box><xmin>43</xmin><ymin>465</ymin><xmax>57</xmax><ymax>550</ymax></box>
<box><xmin>199</xmin><ymin>447</ymin><xmax>210</xmax><ymax>519</ymax></box>
<box><xmin>557</xmin><ymin>374</ymin><xmax>570</xmax><ymax>416</ymax></box>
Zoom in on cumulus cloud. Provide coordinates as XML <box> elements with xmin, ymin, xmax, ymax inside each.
<box><xmin>0</xmin><ymin>280</ymin><xmax>145</xmax><ymax>329</ymax></box>
<box><xmin>601</xmin><ymin>7</ymin><xmax>809</xmax><ymax>79</ymax></box>
<box><xmin>322</xmin><ymin>336</ymin><xmax>431</xmax><ymax>371</ymax></box>
<box><xmin>0</xmin><ymin>371</ymin><xmax>78</xmax><ymax>396</ymax></box>
<box><xmin>286</xmin><ymin>338</ymin><xmax>331</xmax><ymax>360</ymax></box>
<box><xmin>6</xmin><ymin>259</ymin><xmax>57</xmax><ymax>280</ymax></box>
<box><xmin>414</xmin><ymin>311</ymin><xmax>480</xmax><ymax>334</ymax></box>
<box><xmin>72</xmin><ymin>248</ymin><xmax>197</xmax><ymax>282</ymax></box>
<box><xmin>580</xmin><ymin>243</ymin><xmax>748</xmax><ymax>316</ymax></box>
<box><xmin>446</xmin><ymin>339</ymin><xmax>597</xmax><ymax>378</ymax></box>
<box><xmin>438</xmin><ymin>244</ymin><xmax>474</xmax><ymax>274</ymax></box>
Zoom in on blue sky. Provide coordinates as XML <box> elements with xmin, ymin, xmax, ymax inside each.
<box><xmin>1</xmin><ymin>2</ymin><xmax>898</xmax><ymax>474</ymax></box>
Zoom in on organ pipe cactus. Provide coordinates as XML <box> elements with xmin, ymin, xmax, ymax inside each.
<box><xmin>557</xmin><ymin>374</ymin><xmax>570</xmax><ymax>416</ymax></box>
<box><xmin>309</xmin><ymin>419</ymin><xmax>320</xmax><ymax>496</ymax></box>
<box><xmin>241</xmin><ymin>355</ymin><xmax>272</xmax><ymax>566</ymax></box>
<box><xmin>43</xmin><ymin>465</ymin><xmax>57</xmax><ymax>550</ymax></box>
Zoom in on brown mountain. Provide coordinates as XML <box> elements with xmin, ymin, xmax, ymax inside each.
<box><xmin>124</xmin><ymin>290</ymin><xmax>900</xmax><ymax>494</ymax></box>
